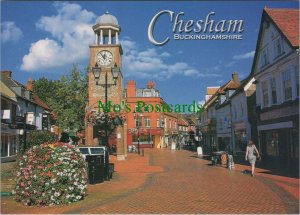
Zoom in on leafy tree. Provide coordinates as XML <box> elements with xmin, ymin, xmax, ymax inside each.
<box><xmin>33</xmin><ymin>66</ymin><xmax>88</xmax><ymax>132</ymax></box>
<box><xmin>32</xmin><ymin>77</ymin><xmax>59</xmax><ymax>104</ymax></box>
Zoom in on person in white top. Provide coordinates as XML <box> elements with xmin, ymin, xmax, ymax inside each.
<box><xmin>245</xmin><ymin>140</ymin><xmax>260</xmax><ymax>177</ymax></box>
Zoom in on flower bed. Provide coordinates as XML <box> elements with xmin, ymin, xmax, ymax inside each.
<box><xmin>14</xmin><ymin>142</ymin><xmax>87</xmax><ymax>206</ymax></box>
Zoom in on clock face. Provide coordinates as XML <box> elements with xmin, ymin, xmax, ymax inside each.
<box><xmin>97</xmin><ymin>50</ymin><xmax>113</xmax><ymax>67</ymax></box>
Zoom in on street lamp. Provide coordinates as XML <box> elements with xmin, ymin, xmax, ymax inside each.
<box><xmin>161</xmin><ymin>114</ymin><xmax>165</xmax><ymax>148</ymax></box>
<box><xmin>92</xmin><ymin>63</ymin><xmax>120</xmax><ymax>147</ymax></box>
<box><xmin>134</xmin><ymin>112</ymin><xmax>143</xmax><ymax>155</ymax></box>
<box><xmin>229</xmin><ymin>99</ymin><xmax>234</xmax><ymax>154</ymax></box>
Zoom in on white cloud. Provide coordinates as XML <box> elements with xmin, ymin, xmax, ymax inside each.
<box><xmin>198</xmin><ymin>100</ymin><xmax>205</xmax><ymax>106</ymax></box>
<box><xmin>121</xmin><ymin>39</ymin><xmax>221</xmax><ymax>80</ymax></box>
<box><xmin>233</xmin><ymin>51</ymin><xmax>255</xmax><ymax>60</ymax></box>
<box><xmin>225</xmin><ymin>61</ymin><xmax>236</xmax><ymax>68</ymax></box>
<box><xmin>1</xmin><ymin>21</ymin><xmax>23</xmax><ymax>43</ymax></box>
<box><xmin>21</xmin><ymin>2</ymin><xmax>95</xmax><ymax>72</ymax></box>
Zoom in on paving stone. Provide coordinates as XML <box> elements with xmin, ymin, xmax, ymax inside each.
<box><xmin>1</xmin><ymin>149</ymin><xmax>299</xmax><ymax>214</ymax></box>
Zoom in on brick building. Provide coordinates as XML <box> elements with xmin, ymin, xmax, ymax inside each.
<box><xmin>125</xmin><ymin>80</ymin><xmax>178</xmax><ymax>149</ymax></box>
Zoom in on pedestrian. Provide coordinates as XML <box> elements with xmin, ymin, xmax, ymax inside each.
<box><xmin>245</xmin><ymin>140</ymin><xmax>260</xmax><ymax>177</ymax></box>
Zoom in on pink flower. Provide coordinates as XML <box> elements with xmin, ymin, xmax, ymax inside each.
<box><xmin>20</xmin><ymin>182</ymin><xmax>25</xmax><ymax>187</ymax></box>
<box><xmin>27</xmin><ymin>181</ymin><xmax>31</xmax><ymax>186</ymax></box>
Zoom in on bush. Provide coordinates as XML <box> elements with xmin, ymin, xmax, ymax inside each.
<box><xmin>14</xmin><ymin>142</ymin><xmax>87</xmax><ymax>206</ymax></box>
<box><xmin>26</xmin><ymin>131</ymin><xmax>58</xmax><ymax>149</ymax></box>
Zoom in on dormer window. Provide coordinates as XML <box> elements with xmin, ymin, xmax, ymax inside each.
<box><xmin>30</xmin><ymin>92</ymin><xmax>33</xmax><ymax>100</ymax></box>
<box><xmin>21</xmin><ymin>87</ymin><xmax>26</xmax><ymax>98</ymax></box>
<box><xmin>226</xmin><ymin>90</ymin><xmax>234</xmax><ymax>99</ymax></box>
<box><xmin>219</xmin><ymin>95</ymin><xmax>226</xmax><ymax>104</ymax></box>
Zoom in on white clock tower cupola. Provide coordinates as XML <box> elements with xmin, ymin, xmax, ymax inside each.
<box><xmin>93</xmin><ymin>11</ymin><xmax>121</xmax><ymax>45</ymax></box>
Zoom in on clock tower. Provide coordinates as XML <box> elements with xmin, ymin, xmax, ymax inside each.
<box><xmin>86</xmin><ymin>11</ymin><xmax>123</xmax><ymax>146</ymax></box>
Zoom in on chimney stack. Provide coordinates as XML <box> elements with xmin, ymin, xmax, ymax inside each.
<box><xmin>232</xmin><ymin>72</ymin><xmax>239</xmax><ymax>82</ymax></box>
<box><xmin>127</xmin><ymin>80</ymin><xmax>136</xmax><ymax>97</ymax></box>
<box><xmin>27</xmin><ymin>77</ymin><xmax>33</xmax><ymax>91</ymax></box>
<box><xmin>147</xmin><ymin>80</ymin><xmax>156</xmax><ymax>89</ymax></box>
<box><xmin>1</xmin><ymin>70</ymin><xmax>12</xmax><ymax>77</ymax></box>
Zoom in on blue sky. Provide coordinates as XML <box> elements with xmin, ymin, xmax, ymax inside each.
<box><xmin>1</xmin><ymin>1</ymin><xmax>298</xmax><ymax>106</ymax></box>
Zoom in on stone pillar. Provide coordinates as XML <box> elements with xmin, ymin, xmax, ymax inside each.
<box><xmin>95</xmin><ymin>33</ymin><xmax>99</xmax><ymax>44</ymax></box>
<box><xmin>116</xmin><ymin>31</ymin><xmax>119</xmax><ymax>44</ymax></box>
<box><xmin>100</xmin><ymin>30</ymin><xmax>103</xmax><ymax>45</ymax></box>
<box><xmin>123</xmin><ymin>122</ymin><xmax>128</xmax><ymax>158</ymax></box>
<box><xmin>117</xmin><ymin>123</ymin><xmax>127</xmax><ymax>160</ymax></box>
<box><xmin>108</xmin><ymin>29</ymin><xmax>112</xmax><ymax>45</ymax></box>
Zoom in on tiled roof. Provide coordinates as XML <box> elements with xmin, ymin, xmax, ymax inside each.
<box><xmin>265</xmin><ymin>8</ymin><xmax>299</xmax><ymax>47</ymax></box>
<box><xmin>226</xmin><ymin>81</ymin><xmax>240</xmax><ymax>89</ymax></box>
<box><xmin>206</xmin><ymin>87</ymin><xmax>219</xmax><ymax>95</ymax></box>
<box><xmin>33</xmin><ymin>94</ymin><xmax>50</xmax><ymax>110</ymax></box>
<box><xmin>1</xmin><ymin>71</ymin><xmax>51</xmax><ymax>111</ymax></box>
<box><xmin>204</xmin><ymin>77</ymin><xmax>241</xmax><ymax>108</ymax></box>
<box><xmin>178</xmin><ymin>119</ymin><xmax>189</xmax><ymax>126</ymax></box>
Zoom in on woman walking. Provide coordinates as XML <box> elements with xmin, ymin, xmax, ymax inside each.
<box><xmin>245</xmin><ymin>140</ymin><xmax>260</xmax><ymax>176</ymax></box>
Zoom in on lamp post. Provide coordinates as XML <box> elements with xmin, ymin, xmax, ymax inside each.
<box><xmin>134</xmin><ymin>112</ymin><xmax>142</xmax><ymax>155</ymax></box>
<box><xmin>161</xmin><ymin>114</ymin><xmax>165</xmax><ymax>148</ymax></box>
<box><xmin>92</xmin><ymin>63</ymin><xmax>120</xmax><ymax>147</ymax></box>
<box><xmin>23</xmin><ymin>112</ymin><xmax>27</xmax><ymax>152</ymax></box>
<box><xmin>229</xmin><ymin>99</ymin><xmax>234</xmax><ymax>154</ymax></box>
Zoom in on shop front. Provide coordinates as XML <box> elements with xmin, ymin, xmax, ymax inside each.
<box><xmin>128</xmin><ymin>128</ymin><xmax>162</xmax><ymax>148</ymax></box>
<box><xmin>217</xmin><ymin>133</ymin><xmax>231</xmax><ymax>151</ymax></box>
<box><xmin>233</xmin><ymin>122</ymin><xmax>248</xmax><ymax>152</ymax></box>
<box><xmin>1</xmin><ymin>124</ymin><xmax>18</xmax><ymax>162</ymax></box>
<box><xmin>259</xmin><ymin>123</ymin><xmax>299</xmax><ymax>164</ymax></box>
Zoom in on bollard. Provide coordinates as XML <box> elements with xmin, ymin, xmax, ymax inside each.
<box><xmin>142</xmin><ymin>148</ymin><xmax>144</xmax><ymax>156</ymax></box>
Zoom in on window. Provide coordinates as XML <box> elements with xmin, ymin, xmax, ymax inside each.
<box><xmin>240</xmin><ymin>103</ymin><xmax>244</xmax><ymax>117</ymax></box>
<box><xmin>262</xmin><ymin>80</ymin><xmax>269</xmax><ymax>107</ymax></box>
<box><xmin>1</xmin><ymin>135</ymin><xmax>8</xmax><ymax>157</ymax></box>
<box><xmin>10</xmin><ymin>136</ymin><xmax>17</xmax><ymax>156</ymax></box>
<box><xmin>163</xmin><ymin>118</ymin><xmax>166</xmax><ymax>128</ymax></box>
<box><xmin>135</xmin><ymin>117</ymin><xmax>142</xmax><ymax>127</ymax></box>
<box><xmin>260</xmin><ymin>47</ymin><xmax>269</xmax><ymax>67</ymax></box>
<box><xmin>283</xmin><ymin>70</ymin><xmax>292</xmax><ymax>101</ymax></box>
<box><xmin>273</xmin><ymin>37</ymin><xmax>284</xmax><ymax>58</ymax></box>
<box><xmin>265</xmin><ymin>131</ymin><xmax>279</xmax><ymax>156</ymax></box>
<box><xmin>0</xmin><ymin>135</ymin><xmax>17</xmax><ymax>157</ymax></box>
<box><xmin>156</xmin><ymin>119</ymin><xmax>160</xmax><ymax>128</ymax></box>
<box><xmin>219</xmin><ymin>118</ymin><xmax>223</xmax><ymax>130</ymax></box>
<box><xmin>219</xmin><ymin>95</ymin><xmax>226</xmax><ymax>104</ymax></box>
<box><xmin>226</xmin><ymin>90</ymin><xmax>234</xmax><ymax>99</ymax></box>
<box><xmin>270</xmin><ymin>77</ymin><xmax>277</xmax><ymax>104</ymax></box>
<box><xmin>144</xmin><ymin>118</ymin><xmax>150</xmax><ymax>127</ymax></box>
<box><xmin>233</xmin><ymin>105</ymin><xmax>237</xmax><ymax>119</ymax></box>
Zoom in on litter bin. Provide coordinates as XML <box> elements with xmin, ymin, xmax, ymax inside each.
<box><xmin>103</xmin><ymin>147</ymin><xmax>110</xmax><ymax>181</ymax></box>
<box><xmin>171</xmin><ymin>142</ymin><xmax>176</xmax><ymax>150</ymax></box>
<box><xmin>197</xmin><ymin>146</ymin><xmax>203</xmax><ymax>157</ymax></box>
<box><xmin>86</xmin><ymin>155</ymin><xmax>105</xmax><ymax>184</ymax></box>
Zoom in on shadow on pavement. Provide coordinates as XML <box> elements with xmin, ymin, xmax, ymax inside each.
<box><xmin>187</xmin><ymin>150</ymin><xmax>299</xmax><ymax>179</ymax></box>
<box><xmin>233</xmin><ymin>155</ymin><xmax>299</xmax><ymax>179</ymax></box>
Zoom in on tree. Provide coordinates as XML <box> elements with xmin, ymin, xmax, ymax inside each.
<box><xmin>32</xmin><ymin>77</ymin><xmax>58</xmax><ymax>104</ymax></box>
<box><xmin>33</xmin><ymin>66</ymin><xmax>88</xmax><ymax>132</ymax></box>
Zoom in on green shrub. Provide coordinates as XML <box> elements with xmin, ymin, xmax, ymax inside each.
<box><xmin>14</xmin><ymin>142</ymin><xmax>87</xmax><ymax>206</ymax></box>
<box><xmin>26</xmin><ymin>131</ymin><xmax>58</xmax><ymax>149</ymax></box>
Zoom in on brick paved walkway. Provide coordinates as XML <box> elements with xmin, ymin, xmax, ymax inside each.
<box><xmin>1</xmin><ymin>149</ymin><xmax>299</xmax><ymax>214</ymax></box>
